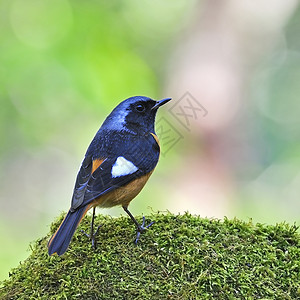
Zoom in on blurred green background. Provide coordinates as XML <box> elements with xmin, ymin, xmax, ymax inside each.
<box><xmin>1</xmin><ymin>0</ymin><xmax>300</xmax><ymax>280</ymax></box>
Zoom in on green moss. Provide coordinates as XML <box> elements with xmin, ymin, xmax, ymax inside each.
<box><xmin>1</xmin><ymin>213</ymin><xmax>300</xmax><ymax>299</ymax></box>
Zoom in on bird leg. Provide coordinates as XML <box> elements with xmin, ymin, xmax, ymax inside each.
<box><xmin>80</xmin><ymin>207</ymin><xmax>102</xmax><ymax>248</ymax></box>
<box><xmin>122</xmin><ymin>206</ymin><xmax>154</xmax><ymax>244</ymax></box>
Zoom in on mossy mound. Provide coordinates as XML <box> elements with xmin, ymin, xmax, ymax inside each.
<box><xmin>0</xmin><ymin>213</ymin><xmax>300</xmax><ymax>299</ymax></box>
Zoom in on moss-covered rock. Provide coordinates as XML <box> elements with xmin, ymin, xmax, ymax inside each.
<box><xmin>0</xmin><ymin>213</ymin><xmax>299</xmax><ymax>299</ymax></box>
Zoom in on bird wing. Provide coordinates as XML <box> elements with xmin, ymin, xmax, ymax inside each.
<box><xmin>70</xmin><ymin>133</ymin><xmax>159</xmax><ymax>211</ymax></box>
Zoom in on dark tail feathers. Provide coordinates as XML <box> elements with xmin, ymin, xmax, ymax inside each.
<box><xmin>48</xmin><ymin>205</ymin><xmax>89</xmax><ymax>256</ymax></box>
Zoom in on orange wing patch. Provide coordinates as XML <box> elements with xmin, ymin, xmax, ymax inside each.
<box><xmin>92</xmin><ymin>158</ymin><xmax>105</xmax><ymax>173</ymax></box>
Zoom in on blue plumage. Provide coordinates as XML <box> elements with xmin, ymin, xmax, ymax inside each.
<box><xmin>48</xmin><ymin>96</ymin><xmax>171</xmax><ymax>255</ymax></box>
<box><xmin>48</xmin><ymin>206</ymin><xmax>88</xmax><ymax>256</ymax></box>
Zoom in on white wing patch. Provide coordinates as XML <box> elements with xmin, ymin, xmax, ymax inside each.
<box><xmin>111</xmin><ymin>156</ymin><xmax>138</xmax><ymax>178</ymax></box>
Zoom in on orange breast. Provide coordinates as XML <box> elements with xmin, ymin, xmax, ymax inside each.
<box><xmin>91</xmin><ymin>171</ymin><xmax>154</xmax><ymax>208</ymax></box>
<box><xmin>150</xmin><ymin>132</ymin><xmax>160</xmax><ymax>147</ymax></box>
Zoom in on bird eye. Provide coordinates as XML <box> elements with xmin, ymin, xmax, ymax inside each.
<box><xmin>135</xmin><ymin>104</ymin><xmax>146</xmax><ymax>112</ymax></box>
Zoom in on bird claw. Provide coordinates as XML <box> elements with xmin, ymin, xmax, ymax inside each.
<box><xmin>80</xmin><ymin>229</ymin><xmax>90</xmax><ymax>238</ymax></box>
<box><xmin>80</xmin><ymin>224</ymin><xmax>102</xmax><ymax>248</ymax></box>
<box><xmin>135</xmin><ymin>216</ymin><xmax>154</xmax><ymax>244</ymax></box>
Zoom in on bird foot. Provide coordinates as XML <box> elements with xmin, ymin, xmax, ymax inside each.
<box><xmin>80</xmin><ymin>224</ymin><xmax>102</xmax><ymax>248</ymax></box>
<box><xmin>135</xmin><ymin>216</ymin><xmax>154</xmax><ymax>244</ymax></box>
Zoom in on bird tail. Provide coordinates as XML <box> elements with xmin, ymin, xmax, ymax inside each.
<box><xmin>48</xmin><ymin>205</ymin><xmax>90</xmax><ymax>256</ymax></box>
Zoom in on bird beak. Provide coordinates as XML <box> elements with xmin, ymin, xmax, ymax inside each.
<box><xmin>152</xmin><ymin>98</ymin><xmax>172</xmax><ymax>110</ymax></box>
